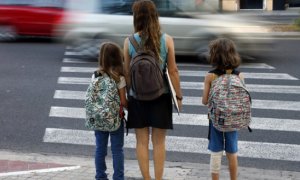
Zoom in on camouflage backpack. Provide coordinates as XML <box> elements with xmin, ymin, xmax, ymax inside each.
<box><xmin>85</xmin><ymin>71</ymin><xmax>121</xmax><ymax>131</ymax></box>
<box><xmin>208</xmin><ymin>70</ymin><xmax>252</xmax><ymax>132</ymax></box>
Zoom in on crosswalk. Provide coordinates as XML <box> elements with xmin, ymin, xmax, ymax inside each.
<box><xmin>43</xmin><ymin>52</ymin><xmax>300</xmax><ymax>164</ymax></box>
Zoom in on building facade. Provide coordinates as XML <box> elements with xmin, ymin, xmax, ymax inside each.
<box><xmin>221</xmin><ymin>0</ymin><xmax>287</xmax><ymax>11</ymax></box>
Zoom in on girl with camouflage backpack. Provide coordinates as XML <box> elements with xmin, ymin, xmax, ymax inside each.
<box><xmin>85</xmin><ymin>42</ymin><xmax>127</xmax><ymax>180</ymax></box>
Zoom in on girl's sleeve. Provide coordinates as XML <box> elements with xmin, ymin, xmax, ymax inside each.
<box><xmin>117</xmin><ymin>76</ymin><xmax>126</xmax><ymax>89</ymax></box>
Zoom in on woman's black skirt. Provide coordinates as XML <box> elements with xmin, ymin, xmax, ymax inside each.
<box><xmin>127</xmin><ymin>93</ymin><xmax>173</xmax><ymax>129</ymax></box>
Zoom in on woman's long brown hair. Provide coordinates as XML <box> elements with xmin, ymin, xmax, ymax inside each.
<box><xmin>132</xmin><ymin>0</ymin><xmax>161</xmax><ymax>61</ymax></box>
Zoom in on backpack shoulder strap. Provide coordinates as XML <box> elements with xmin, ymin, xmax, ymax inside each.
<box><xmin>129</xmin><ymin>35</ymin><xmax>140</xmax><ymax>52</ymax></box>
<box><xmin>232</xmin><ymin>69</ymin><xmax>240</xmax><ymax>75</ymax></box>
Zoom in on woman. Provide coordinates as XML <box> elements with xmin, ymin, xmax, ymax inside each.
<box><xmin>123</xmin><ymin>0</ymin><xmax>182</xmax><ymax>179</ymax></box>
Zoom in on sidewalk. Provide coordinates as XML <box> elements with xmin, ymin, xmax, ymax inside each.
<box><xmin>0</xmin><ymin>150</ymin><xmax>299</xmax><ymax>180</ymax></box>
<box><xmin>232</xmin><ymin>7</ymin><xmax>300</xmax><ymax>16</ymax></box>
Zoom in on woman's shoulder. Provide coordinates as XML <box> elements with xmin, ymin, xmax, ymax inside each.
<box><xmin>164</xmin><ymin>33</ymin><xmax>174</xmax><ymax>48</ymax></box>
<box><xmin>164</xmin><ymin>33</ymin><xmax>173</xmax><ymax>41</ymax></box>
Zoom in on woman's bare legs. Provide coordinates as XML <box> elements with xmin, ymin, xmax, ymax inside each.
<box><xmin>226</xmin><ymin>152</ymin><xmax>238</xmax><ymax>180</ymax></box>
<box><xmin>135</xmin><ymin>128</ymin><xmax>151</xmax><ymax>180</ymax></box>
<box><xmin>152</xmin><ymin>128</ymin><xmax>167</xmax><ymax>180</ymax></box>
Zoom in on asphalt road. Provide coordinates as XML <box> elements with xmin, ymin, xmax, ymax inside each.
<box><xmin>0</xmin><ymin>38</ymin><xmax>299</xmax><ymax>172</ymax></box>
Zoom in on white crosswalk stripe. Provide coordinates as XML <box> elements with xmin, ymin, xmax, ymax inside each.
<box><xmin>62</xmin><ymin>58</ymin><xmax>276</xmax><ymax>69</ymax></box>
<box><xmin>43</xmin><ymin>128</ymin><xmax>300</xmax><ymax>162</ymax></box>
<box><xmin>60</xmin><ymin>66</ymin><xmax>298</xmax><ymax>80</ymax></box>
<box><xmin>57</xmin><ymin>77</ymin><xmax>300</xmax><ymax>94</ymax></box>
<box><xmin>49</xmin><ymin>106</ymin><xmax>300</xmax><ymax>132</ymax></box>
<box><xmin>53</xmin><ymin>90</ymin><xmax>300</xmax><ymax>111</ymax></box>
<box><xmin>44</xmin><ymin>57</ymin><xmax>300</xmax><ymax>163</ymax></box>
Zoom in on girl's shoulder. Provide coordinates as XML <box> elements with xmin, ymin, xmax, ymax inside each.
<box><xmin>204</xmin><ymin>72</ymin><xmax>216</xmax><ymax>83</ymax></box>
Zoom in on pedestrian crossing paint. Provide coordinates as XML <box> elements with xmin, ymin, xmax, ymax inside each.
<box><xmin>62</xmin><ymin>58</ymin><xmax>92</xmax><ymax>63</ymax></box>
<box><xmin>58</xmin><ymin>77</ymin><xmax>90</xmax><ymax>85</ymax></box>
<box><xmin>43</xmin><ymin>128</ymin><xmax>300</xmax><ymax>162</ymax></box>
<box><xmin>53</xmin><ymin>90</ymin><xmax>300</xmax><ymax>111</ymax></box>
<box><xmin>62</xmin><ymin>58</ymin><xmax>275</xmax><ymax>69</ymax></box>
<box><xmin>177</xmin><ymin>63</ymin><xmax>275</xmax><ymax>69</ymax></box>
<box><xmin>179</xmin><ymin>70</ymin><xmax>298</xmax><ymax>80</ymax></box>
<box><xmin>45</xmin><ymin>60</ymin><xmax>300</xmax><ymax>164</ymax></box>
<box><xmin>183</xmin><ymin>97</ymin><xmax>300</xmax><ymax>111</ymax></box>
<box><xmin>56</xmin><ymin>79</ymin><xmax>300</xmax><ymax>94</ymax></box>
<box><xmin>49</xmin><ymin>106</ymin><xmax>300</xmax><ymax>132</ymax></box>
<box><xmin>180</xmin><ymin>82</ymin><xmax>300</xmax><ymax>94</ymax></box>
<box><xmin>64</xmin><ymin>51</ymin><xmax>82</xmax><ymax>56</ymax></box>
<box><xmin>60</xmin><ymin>67</ymin><xmax>298</xmax><ymax>80</ymax></box>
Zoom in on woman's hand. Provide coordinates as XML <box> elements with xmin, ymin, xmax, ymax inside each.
<box><xmin>176</xmin><ymin>95</ymin><xmax>183</xmax><ymax>111</ymax></box>
<box><xmin>177</xmin><ymin>99</ymin><xmax>183</xmax><ymax>112</ymax></box>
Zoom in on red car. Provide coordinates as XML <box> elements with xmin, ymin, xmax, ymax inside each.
<box><xmin>0</xmin><ymin>0</ymin><xmax>65</xmax><ymax>40</ymax></box>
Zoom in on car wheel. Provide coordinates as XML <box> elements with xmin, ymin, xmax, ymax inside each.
<box><xmin>0</xmin><ymin>25</ymin><xmax>17</xmax><ymax>41</ymax></box>
<box><xmin>193</xmin><ymin>37</ymin><xmax>213</xmax><ymax>61</ymax></box>
<box><xmin>71</xmin><ymin>38</ymin><xmax>111</xmax><ymax>60</ymax></box>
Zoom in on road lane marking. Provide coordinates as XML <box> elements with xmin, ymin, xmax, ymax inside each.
<box><xmin>63</xmin><ymin>58</ymin><xmax>93</xmax><ymax>63</ymax></box>
<box><xmin>43</xmin><ymin>128</ymin><xmax>300</xmax><ymax>162</ymax></box>
<box><xmin>64</xmin><ymin>51</ymin><xmax>82</xmax><ymax>56</ymax></box>
<box><xmin>58</xmin><ymin>77</ymin><xmax>90</xmax><ymax>85</ymax></box>
<box><xmin>61</xmin><ymin>60</ymin><xmax>275</xmax><ymax>69</ymax></box>
<box><xmin>57</xmin><ymin>77</ymin><xmax>300</xmax><ymax>94</ymax></box>
<box><xmin>60</xmin><ymin>67</ymin><xmax>298</xmax><ymax>80</ymax></box>
<box><xmin>177</xmin><ymin>63</ymin><xmax>275</xmax><ymax>69</ymax></box>
<box><xmin>181</xmin><ymin>82</ymin><xmax>300</xmax><ymax>94</ymax></box>
<box><xmin>49</xmin><ymin>106</ymin><xmax>300</xmax><ymax>132</ymax></box>
<box><xmin>53</xmin><ymin>90</ymin><xmax>300</xmax><ymax>111</ymax></box>
<box><xmin>186</xmin><ymin>97</ymin><xmax>300</xmax><ymax>111</ymax></box>
<box><xmin>179</xmin><ymin>70</ymin><xmax>298</xmax><ymax>80</ymax></box>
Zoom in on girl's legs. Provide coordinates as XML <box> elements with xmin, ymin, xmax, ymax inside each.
<box><xmin>135</xmin><ymin>127</ymin><xmax>151</xmax><ymax>180</ymax></box>
<box><xmin>208</xmin><ymin>121</ymin><xmax>223</xmax><ymax>180</ymax></box>
<box><xmin>95</xmin><ymin>131</ymin><xmax>109</xmax><ymax>180</ymax></box>
<box><xmin>224</xmin><ymin>131</ymin><xmax>238</xmax><ymax>180</ymax></box>
<box><xmin>210</xmin><ymin>151</ymin><xmax>223</xmax><ymax>180</ymax></box>
<box><xmin>151</xmin><ymin>128</ymin><xmax>167</xmax><ymax>180</ymax></box>
<box><xmin>110</xmin><ymin>122</ymin><xmax>124</xmax><ymax>180</ymax></box>
<box><xmin>226</xmin><ymin>152</ymin><xmax>238</xmax><ymax>180</ymax></box>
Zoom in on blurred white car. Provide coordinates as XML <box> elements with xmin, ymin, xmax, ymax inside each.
<box><xmin>59</xmin><ymin>0</ymin><xmax>272</xmax><ymax>59</ymax></box>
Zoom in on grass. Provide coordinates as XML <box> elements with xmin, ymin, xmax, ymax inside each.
<box><xmin>269</xmin><ymin>24</ymin><xmax>300</xmax><ymax>32</ymax></box>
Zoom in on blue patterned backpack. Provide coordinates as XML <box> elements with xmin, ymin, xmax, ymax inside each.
<box><xmin>85</xmin><ymin>71</ymin><xmax>121</xmax><ymax>131</ymax></box>
<box><xmin>208</xmin><ymin>70</ymin><xmax>252</xmax><ymax>132</ymax></box>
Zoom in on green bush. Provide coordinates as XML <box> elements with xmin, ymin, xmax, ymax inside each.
<box><xmin>295</xmin><ymin>17</ymin><xmax>300</xmax><ymax>28</ymax></box>
<box><xmin>295</xmin><ymin>18</ymin><xmax>300</xmax><ymax>30</ymax></box>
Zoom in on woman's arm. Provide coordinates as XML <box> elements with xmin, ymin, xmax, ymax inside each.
<box><xmin>123</xmin><ymin>38</ymin><xmax>131</xmax><ymax>88</ymax></box>
<box><xmin>166</xmin><ymin>34</ymin><xmax>183</xmax><ymax>110</ymax></box>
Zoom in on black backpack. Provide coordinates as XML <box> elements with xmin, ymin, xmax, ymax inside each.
<box><xmin>128</xmin><ymin>35</ymin><xmax>165</xmax><ymax>101</ymax></box>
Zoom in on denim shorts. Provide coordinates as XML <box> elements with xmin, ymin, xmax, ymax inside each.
<box><xmin>208</xmin><ymin>121</ymin><xmax>238</xmax><ymax>153</ymax></box>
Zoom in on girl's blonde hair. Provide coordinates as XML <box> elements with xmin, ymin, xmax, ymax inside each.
<box><xmin>208</xmin><ymin>38</ymin><xmax>241</xmax><ymax>70</ymax></box>
<box><xmin>98</xmin><ymin>42</ymin><xmax>124</xmax><ymax>82</ymax></box>
<box><xmin>132</xmin><ymin>0</ymin><xmax>161</xmax><ymax>60</ymax></box>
